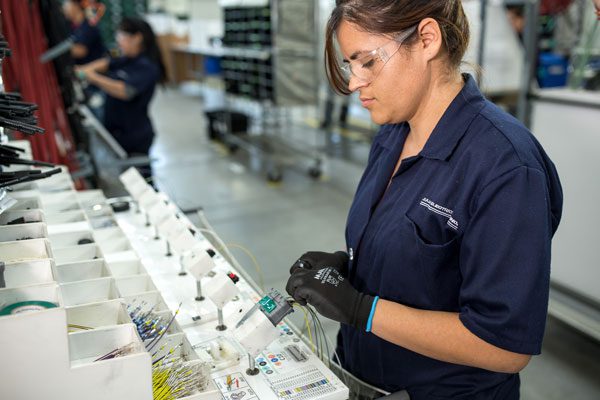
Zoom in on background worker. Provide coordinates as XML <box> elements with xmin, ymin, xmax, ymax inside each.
<box><xmin>62</xmin><ymin>0</ymin><xmax>106</xmax><ymax>65</ymax></box>
<box><xmin>76</xmin><ymin>17</ymin><xmax>166</xmax><ymax>156</ymax></box>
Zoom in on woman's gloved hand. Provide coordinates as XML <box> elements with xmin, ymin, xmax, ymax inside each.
<box><xmin>290</xmin><ymin>251</ymin><xmax>349</xmax><ymax>275</ymax></box>
<box><xmin>286</xmin><ymin>266</ymin><xmax>374</xmax><ymax>330</ymax></box>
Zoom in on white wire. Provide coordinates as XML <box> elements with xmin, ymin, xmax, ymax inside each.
<box><xmin>305</xmin><ymin>305</ymin><xmax>390</xmax><ymax>396</ymax></box>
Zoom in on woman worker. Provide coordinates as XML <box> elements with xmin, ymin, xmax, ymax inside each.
<box><xmin>62</xmin><ymin>0</ymin><xmax>106</xmax><ymax>65</ymax></box>
<box><xmin>76</xmin><ymin>17</ymin><xmax>166</xmax><ymax>156</ymax></box>
<box><xmin>286</xmin><ymin>1</ymin><xmax>563</xmax><ymax>399</ymax></box>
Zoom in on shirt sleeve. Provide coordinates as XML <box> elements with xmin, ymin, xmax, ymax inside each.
<box><xmin>107</xmin><ymin>58</ymin><xmax>159</xmax><ymax>98</ymax></box>
<box><xmin>124</xmin><ymin>63</ymin><xmax>159</xmax><ymax>97</ymax></box>
<box><xmin>458</xmin><ymin>165</ymin><xmax>552</xmax><ymax>355</ymax></box>
<box><xmin>73</xmin><ymin>23</ymin><xmax>97</xmax><ymax>49</ymax></box>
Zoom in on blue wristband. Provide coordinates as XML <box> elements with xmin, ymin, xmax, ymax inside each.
<box><xmin>365</xmin><ymin>296</ymin><xmax>379</xmax><ymax>333</ymax></box>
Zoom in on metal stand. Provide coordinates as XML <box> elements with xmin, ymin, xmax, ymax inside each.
<box><xmin>178</xmin><ymin>258</ymin><xmax>187</xmax><ymax>276</ymax></box>
<box><xmin>216</xmin><ymin>308</ymin><xmax>226</xmax><ymax>331</ymax></box>
<box><xmin>517</xmin><ymin>0</ymin><xmax>541</xmax><ymax>127</ymax></box>
<box><xmin>246</xmin><ymin>354</ymin><xmax>259</xmax><ymax>376</ymax></box>
<box><xmin>195</xmin><ymin>280</ymin><xmax>205</xmax><ymax>301</ymax></box>
<box><xmin>477</xmin><ymin>0</ymin><xmax>488</xmax><ymax>87</ymax></box>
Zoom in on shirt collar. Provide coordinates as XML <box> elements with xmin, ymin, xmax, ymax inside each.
<box><xmin>377</xmin><ymin>74</ymin><xmax>485</xmax><ymax>159</ymax></box>
<box><xmin>420</xmin><ymin>74</ymin><xmax>486</xmax><ymax>160</ymax></box>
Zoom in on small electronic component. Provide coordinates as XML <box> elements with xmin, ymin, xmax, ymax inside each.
<box><xmin>109</xmin><ymin>200</ymin><xmax>130</xmax><ymax>213</ymax></box>
<box><xmin>234</xmin><ymin>289</ymin><xmax>295</xmax><ymax>363</ymax></box>
<box><xmin>285</xmin><ymin>345</ymin><xmax>307</xmax><ymax>363</ymax></box>
<box><xmin>227</xmin><ymin>272</ymin><xmax>239</xmax><ymax>284</ymax></box>
<box><xmin>258</xmin><ymin>289</ymin><xmax>293</xmax><ymax>326</ymax></box>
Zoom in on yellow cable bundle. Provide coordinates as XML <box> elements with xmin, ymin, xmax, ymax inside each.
<box><xmin>293</xmin><ymin>303</ymin><xmax>315</xmax><ymax>353</ymax></box>
<box><xmin>152</xmin><ymin>368</ymin><xmax>175</xmax><ymax>400</ymax></box>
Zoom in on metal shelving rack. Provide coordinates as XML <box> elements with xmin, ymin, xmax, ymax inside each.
<box><xmin>216</xmin><ymin>0</ymin><xmax>323</xmax><ymax>182</ymax></box>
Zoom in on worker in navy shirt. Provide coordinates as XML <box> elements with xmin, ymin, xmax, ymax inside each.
<box><xmin>63</xmin><ymin>0</ymin><xmax>106</xmax><ymax>65</ymax></box>
<box><xmin>286</xmin><ymin>1</ymin><xmax>563</xmax><ymax>399</ymax></box>
<box><xmin>76</xmin><ymin>17</ymin><xmax>166</xmax><ymax>155</ymax></box>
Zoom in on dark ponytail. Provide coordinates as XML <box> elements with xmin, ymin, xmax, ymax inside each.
<box><xmin>119</xmin><ymin>17</ymin><xmax>167</xmax><ymax>84</ymax></box>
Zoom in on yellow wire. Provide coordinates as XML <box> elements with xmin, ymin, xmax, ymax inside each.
<box><xmin>225</xmin><ymin>243</ymin><xmax>265</xmax><ymax>291</ymax></box>
<box><xmin>194</xmin><ymin>229</ymin><xmax>265</xmax><ymax>291</ymax></box>
<box><xmin>293</xmin><ymin>304</ymin><xmax>315</xmax><ymax>354</ymax></box>
<box><xmin>67</xmin><ymin>324</ymin><xmax>93</xmax><ymax>332</ymax></box>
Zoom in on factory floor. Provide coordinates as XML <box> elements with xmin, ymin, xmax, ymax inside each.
<box><xmin>142</xmin><ymin>86</ymin><xmax>600</xmax><ymax>399</ymax></box>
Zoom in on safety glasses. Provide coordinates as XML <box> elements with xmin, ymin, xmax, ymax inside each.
<box><xmin>340</xmin><ymin>25</ymin><xmax>418</xmax><ymax>84</ymax></box>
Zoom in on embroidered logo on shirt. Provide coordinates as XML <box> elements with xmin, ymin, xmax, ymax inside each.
<box><xmin>419</xmin><ymin>197</ymin><xmax>459</xmax><ymax>230</ymax></box>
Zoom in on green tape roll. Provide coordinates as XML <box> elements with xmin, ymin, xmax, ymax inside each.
<box><xmin>0</xmin><ymin>301</ymin><xmax>58</xmax><ymax>316</ymax></box>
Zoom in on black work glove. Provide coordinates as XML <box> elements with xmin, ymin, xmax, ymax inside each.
<box><xmin>286</xmin><ymin>266</ymin><xmax>375</xmax><ymax>331</ymax></box>
<box><xmin>290</xmin><ymin>251</ymin><xmax>349</xmax><ymax>276</ymax></box>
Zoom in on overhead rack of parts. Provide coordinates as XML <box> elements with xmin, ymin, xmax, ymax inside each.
<box><xmin>213</xmin><ymin>0</ymin><xmax>323</xmax><ymax>182</ymax></box>
<box><xmin>0</xmin><ymin>163</ymin><xmax>349</xmax><ymax>400</ymax></box>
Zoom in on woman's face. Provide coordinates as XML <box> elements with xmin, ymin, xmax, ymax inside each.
<box><xmin>336</xmin><ymin>20</ymin><xmax>430</xmax><ymax>125</ymax></box>
<box><xmin>116</xmin><ymin>31</ymin><xmax>143</xmax><ymax>57</ymax></box>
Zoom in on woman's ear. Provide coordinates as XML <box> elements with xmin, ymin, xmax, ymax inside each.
<box><xmin>416</xmin><ymin>18</ymin><xmax>443</xmax><ymax>62</ymax></box>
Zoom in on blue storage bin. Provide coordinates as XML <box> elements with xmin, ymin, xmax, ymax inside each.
<box><xmin>204</xmin><ymin>56</ymin><xmax>222</xmax><ymax>75</ymax></box>
<box><xmin>537</xmin><ymin>53</ymin><xmax>568</xmax><ymax>88</ymax></box>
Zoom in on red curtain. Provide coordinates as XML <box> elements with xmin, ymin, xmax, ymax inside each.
<box><xmin>541</xmin><ymin>0</ymin><xmax>574</xmax><ymax>15</ymax></box>
<box><xmin>1</xmin><ymin>0</ymin><xmax>78</xmax><ymax>171</ymax></box>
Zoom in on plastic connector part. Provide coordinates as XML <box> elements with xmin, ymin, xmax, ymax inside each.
<box><xmin>227</xmin><ymin>272</ymin><xmax>239</xmax><ymax>284</ymax></box>
<box><xmin>285</xmin><ymin>345</ymin><xmax>307</xmax><ymax>362</ymax></box>
<box><xmin>194</xmin><ymin>337</ymin><xmax>242</xmax><ymax>371</ymax></box>
<box><xmin>258</xmin><ymin>289</ymin><xmax>293</xmax><ymax>326</ymax></box>
<box><xmin>204</xmin><ymin>273</ymin><xmax>240</xmax><ymax>308</ymax></box>
<box><xmin>183</xmin><ymin>244</ymin><xmax>216</xmax><ymax>280</ymax></box>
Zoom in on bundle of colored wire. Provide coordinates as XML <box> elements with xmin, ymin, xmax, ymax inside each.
<box><xmin>128</xmin><ymin>301</ymin><xmax>170</xmax><ymax>341</ymax></box>
<box><xmin>288</xmin><ymin>299</ymin><xmax>349</xmax><ymax>386</ymax></box>
<box><xmin>94</xmin><ymin>342</ymin><xmax>137</xmax><ymax>362</ymax></box>
<box><xmin>145</xmin><ymin>305</ymin><xmax>181</xmax><ymax>352</ymax></box>
<box><xmin>152</xmin><ymin>355</ymin><xmax>210</xmax><ymax>400</ymax></box>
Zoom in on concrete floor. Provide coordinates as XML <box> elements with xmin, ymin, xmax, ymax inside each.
<box><xmin>145</xmin><ymin>87</ymin><xmax>599</xmax><ymax>399</ymax></box>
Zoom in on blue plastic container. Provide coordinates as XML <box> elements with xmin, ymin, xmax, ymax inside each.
<box><xmin>204</xmin><ymin>56</ymin><xmax>222</xmax><ymax>75</ymax></box>
<box><xmin>537</xmin><ymin>52</ymin><xmax>568</xmax><ymax>88</ymax></box>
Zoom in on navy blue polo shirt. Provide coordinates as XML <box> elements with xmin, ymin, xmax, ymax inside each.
<box><xmin>104</xmin><ymin>55</ymin><xmax>160</xmax><ymax>155</ymax></box>
<box><xmin>71</xmin><ymin>19</ymin><xmax>106</xmax><ymax>65</ymax></box>
<box><xmin>338</xmin><ymin>75</ymin><xmax>563</xmax><ymax>399</ymax></box>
